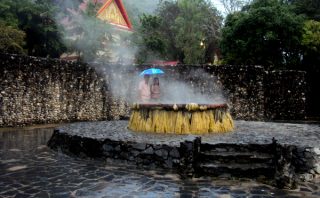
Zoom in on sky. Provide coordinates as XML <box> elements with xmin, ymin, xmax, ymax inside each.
<box><xmin>210</xmin><ymin>0</ymin><xmax>227</xmax><ymax>16</ymax></box>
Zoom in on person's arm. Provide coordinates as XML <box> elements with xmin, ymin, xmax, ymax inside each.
<box><xmin>138</xmin><ymin>82</ymin><xmax>142</xmax><ymax>91</ymax></box>
<box><xmin>138</xmin><ymin>82</ymin><xmax>143</xmax><ymax>99</ymax></box>
<box><xmin>150</xmin><ymin>85</ymin><xmax>153</xmax><ymax>93</ymax></box>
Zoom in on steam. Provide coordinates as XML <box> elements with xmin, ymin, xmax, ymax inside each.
<box><xmin>53</xmin><ymin>0</ymin><xmax>227</xmax><ymax>105</ymax></box>
<box><xmin>122</xmin><ymin>0</ymin><xmax>160</xmax><ymax>15</ymax></box>
<box><xmin>105</xmin><ymin>66</ymin><xmax>227</xmax><ymax>104</ymax></box>
<box><xmin>54</xmin><ymin>0</ymin><xmax>138</xmax><ymax>64</ymax></box>
<box><xmin>157</xmin><ymin>68</ymin><xmax>226</xmax><ymax>104</ymax></box>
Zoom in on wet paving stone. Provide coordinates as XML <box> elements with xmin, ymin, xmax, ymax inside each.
<box><xmin>250</xmin><ymin>189</ymin><xmax>269</xmax><ymax>195</ymax></box>
<box><xmin>313</xmin><ymin>191</ymin><xmax>320</xmax><ymax>196</ymax></box>
<box><xmin>230</xmin><ymin>189</ymin><xmax>247</xmax><ymax>194</ymax></box>
<box><xmin>0</xmin><ymin>125</ymin><xmax>319</xmax><ymax>198</ymax></box>
<box><xmin>232</xmin><ymin>195</ymin><xmax>248</xmax><ymax>198</ymax></box>
<box><xmin>14</xmin><ymin>193</ymin><xmax>30</xmax><ymax>198</ymax></box>
<box><xmin>34</xmin><ymin>191</ymin><xmax>50</xmax><ymax>198</ymax></box>
<box><xmin>250</xmin><ymin>196</ymin><xmax>274</xmax><ymax>198</ymax></box>
<box><xmin>180</xmin><ymin>192</ymin><xmax>194</xmax><ymax>198</ymax></box>
<box><xmin>1</xmin><ymin>190</ymin><xmax>16</xmax><ymax>197</ymax></box>
<box><xmin>300</xmin><ymin>187</ymin><xmax>313</xmax><ymax>192</ymax></box>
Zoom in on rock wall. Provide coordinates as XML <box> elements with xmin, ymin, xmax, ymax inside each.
<box><xmin>264</xmin><ymin>70</ymin><xmax>307</xmax><ymax>120</ymax></box>
<box><xmin>48</xmin><ymin>129</ymin><xmax>184</xmax><ymax>170</ymax></box>
<box><xmin>0</xmin><ymin>54</ymin><xmax>108</xmax><ymax>126</ymax></box>
<box><xmin>204</xmin><ymin>65</ymin><xmax>266</xmax><ymax>120</ymax></box>
<box><xmin>0</xmin><ymin>53</ymin><xmax>307</xmax><ymax>126</ymax></box>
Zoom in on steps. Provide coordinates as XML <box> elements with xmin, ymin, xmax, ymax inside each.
<box><xmin>196</xmin><ymin>143</ymin><xmax>276</xmax><ymax>178</ymax></box>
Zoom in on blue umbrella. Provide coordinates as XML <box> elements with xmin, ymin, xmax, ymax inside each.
<box><xmin>139</xmin><ymin>68</ymin><xmax>164</xmax><ymax>76</ymax></box>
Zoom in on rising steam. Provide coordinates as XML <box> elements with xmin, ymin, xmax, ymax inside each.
<box><xmin>53</xmin><ymin>0</ymin><xmax>226</xmax><ymax>105</ymax></box>
<box><xmin>156</xmin><ymin>67</ymin><xmax>226</xmax><ymax>104</ymax></box>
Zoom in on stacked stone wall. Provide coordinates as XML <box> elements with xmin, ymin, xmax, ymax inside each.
<box><xmin>264</xmin><ymin>70</ymin><xmax>307</xmax><ymax>120</ymax></box>
<box><xmin>0</xmin><ymin>54</ymin><xmax>109</xmax><ymax>126</ymax></box>
<box><xmin>0</xmin><ymin>53</ymin><xmax>307</xmax><ymax>126</ymax></box>
<box><xmin>204</xmin><ymin>65</ymin><xmax>266</xmax><ymax>120</ymax></box>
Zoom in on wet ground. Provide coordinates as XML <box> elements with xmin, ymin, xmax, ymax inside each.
<box><xmin>0</xmin><ymin>123</ymin><xmax>320</xmax><ymax>198</ymax></box>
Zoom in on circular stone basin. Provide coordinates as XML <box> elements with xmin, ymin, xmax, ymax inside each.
<box><xmin>128</xmin><ymin>103</ymin><xmax>234</xmax><ymax>135</ymax></box>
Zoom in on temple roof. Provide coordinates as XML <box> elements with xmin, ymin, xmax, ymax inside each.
<box><xmin>96</xmin><ymin>0</ymin><xmax>133</xmax><ymax>31</ymax></box>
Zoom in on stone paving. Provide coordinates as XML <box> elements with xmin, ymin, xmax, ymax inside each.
<box><xmin>0</xmin><ymin>123</ymin><xmax>319</xmax><ymax>197</ymax></box>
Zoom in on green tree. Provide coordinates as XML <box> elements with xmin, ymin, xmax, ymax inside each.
<box><xmin>134</xmin><ymin>14</ymin><xmax>167</xmax><ymax>63</ymax></box>
<box><xmin>0</xmin><ymin>0</ymin><xmax>66</xmax><ymax>58</ymax></box>
<box><xmin>300</xmin><ymin>20</ymin><xmax>320</xmax><ymax>71</ymax></box>
<box><xmin>137</xmin><ymin>0</ymin><xmax>222</xmax><ymax>64</ymax></box>
<box><xmin>300</xmin><ymin>19</ymin><xmax>320</xmax><ymax>116</ymax></box>
<box><xmin>69</xmin><ymin>15</ymin><xmax>114</xmax><ymax>62</ymax></box>
<box><xmin>175</xmin><ymin>0</ymin><xmax>207</xmax><ymax>64</ymax></box>
<box><xmin>134</xmin><ymin>1</ymin><xmax>181</xmax><ymax>63</ymax></box>
<box><xmin>287</xmin><ymin>0</ymin><xmax>320</xmax><ymax>20</ymax></box>
<box><xmin>220</xmin><ymin>0</ymin><xmax>304</xmax><ymax>68</ymax></box>
<box><xmin>0</xmin><ymin>1</ymin><xmax>19</xmax><ymax>27</ymax></box>
<box><xmin>151</xmin><ymin>1</ymin><xmax>182</xmax><ymax>61</ymax></box>
<box><xmin>122</xmin><ymin>0</ymin><xmax>160</xmax><ymax>29</ymax></box>
<box><xmin>302</xmin><ymin>20</ymin><xmax>320</xmax><ymax>52</ymax></box>
<box><xmin>0</xmin><ymin>22</ymin><xmax>26</xmax><ymax>54</ymax></box>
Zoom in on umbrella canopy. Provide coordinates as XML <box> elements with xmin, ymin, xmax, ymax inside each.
<box><xmin>139</xmin><ymin>68</ymin><xmax>164</xmax><ymax>76</ymax></box>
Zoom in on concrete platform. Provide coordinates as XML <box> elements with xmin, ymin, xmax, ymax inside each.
<box><xmin>48</xmin><ymin>120</ymin><xmax>320</xmax><ymax>189</ymax></box>
<box><xmin>56</xmin><ymin>120</ymin><xmax>320</xmax><ymax>147</ymax></box>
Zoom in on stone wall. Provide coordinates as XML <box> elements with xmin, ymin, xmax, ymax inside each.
<box><xmin>204</xmin><ymin>65</ymin><xmax>266</xmax><ymax>120</ymax></box>
<box><xmin>264</xmin><ymin>70</ymin><xmax>307</xmax><ymax>120</ymax></box>
<box><xmin>47</xmin><ymin>129</ymin><xmax>189</xmax><ymax>170</ymax></box>
<box><xmin>0</xmin><ymin>53</ymin><xmax>307</xmax><ymax>126</ymax></box>
<box><xmin>274</xmin><ymin>144</ymin><xmax>320</xmax><ymax>188</ymax></box>
<box><xmin>0</xmin><ymin>54</ymin><xmax>106</xmax><ymax>126</ymax></box>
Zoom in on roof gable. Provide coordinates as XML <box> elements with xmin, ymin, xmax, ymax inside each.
<box><xmin>97</xmin><ymin>0</ymin><xmax>132</xmax><ymax>31</ymax></box>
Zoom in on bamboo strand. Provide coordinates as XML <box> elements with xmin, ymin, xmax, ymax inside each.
<box><xmin>128</xmin><ymin>105</ymin><xmax>234</xmax><ymax>134</ymax></box>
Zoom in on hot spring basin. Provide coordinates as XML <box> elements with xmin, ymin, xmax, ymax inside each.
<box><xmin>128</xmin><ymin>103</ymin><xmax>234</xmax><ymax>134</ymax></box>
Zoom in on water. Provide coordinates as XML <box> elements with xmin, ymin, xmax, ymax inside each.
<box><xmin>0</xmin><ymin>125</ymin><xmax>319</xmax><ymax>198</ymax></box>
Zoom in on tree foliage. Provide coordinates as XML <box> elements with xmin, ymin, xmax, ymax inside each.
<box><xmin>302</xmin><ymin>20</ymin><xmax>320</xmax><ymax>52</ymax></box>
<box><xmin>0</xmin><ymin>22</ymin><xmax>26</xmax><ymax>54</ymax></box>
<box><xmin>219</xmin><ymin>0</ymin><xmax>252</xmax><ymax>14</ymax></box>
<box><xmin>220</xmin><ymin>0</ymin><xmax>304</xmax><ymax>68</ymax></box>
<box><xmin>122</xmin><ymin>0</ymin><xmax>160</xmax><ymax>29</ymax></box>
<box><xmin>136</xmin><ymin>0</ymin><xmax>223</xmax><ymax>64</ymax></box>
<box><xmin>300</xmin><ymin>20</ymin><xmax>320</xmax><ymax>72</ymax></box>
<box><xmin>65</xmin><ymin>15</ymin><xmax>113</xmax><ymax>62</ymax></box>
<box><xmin>288</xmin><ymin>0</ymin><xmax>320</xmax><ymax>21</ymax></box>
<box><xmin>0</xmin><ymin>0</ymin><xmax>66</xmax><ymax>57</ymax></box>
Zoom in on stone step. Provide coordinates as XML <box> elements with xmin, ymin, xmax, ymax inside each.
<box><xmin>200</xmin><ymin>143</ymin><xmax>275</xmax><ymax>154</ymax></box>
<box><xmin>199</xmin><ymin>151</ymin><xmax>274</xmax><ymax>164</ymax></box>
<box><xmin>198</xmin><ymin>162</ymin><xmax>275</xmax><ymax>178</ymax></box>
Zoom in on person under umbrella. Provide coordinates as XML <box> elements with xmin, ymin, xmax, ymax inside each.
<box><xmin>150</xmin><ymin>77</ymin><xmax>161</xmax><ymax>101</ymax></box>
<box><xmin>138</xmin><ymin>68</ymin><xmax>164</xmax><ymax>102</ymax></box>
<box><xmin>138</xmin><ymin>74</ymin><xmax>151</xmax><ymax>102</ymax></box>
